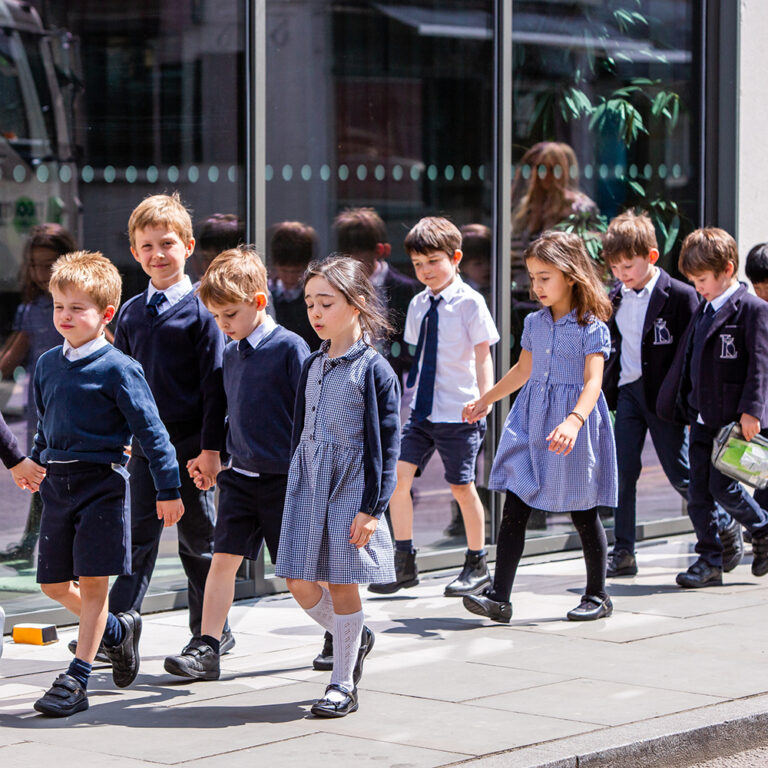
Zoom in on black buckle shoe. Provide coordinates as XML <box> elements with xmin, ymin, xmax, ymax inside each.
<box><xmin>164</xmin><ymin>636</ymin><xmax>220</xmax><ymax>680</ymax></box>
<box><xmin>606</xmin><ymin>549</ymin><xmax>638</xmax><ymax>577</ymax></box>
<box><xmin>566</xmin><ymin>594</ymin><xmax>613</xmax><ymax>621</ymax></box>
<box><xmin>310</xmin><ymin>684</ymin><xmax>359</xmax><ymax>718</ymax></box>
<box><xmin>67</xmin><ymin>638</ymin><xmax>111</xmax><ymax>665</ymax></box>
<box><xmin>313</xmin><ymin>631</ymin><xmax>333</xmax><ymax>671</ymax></box>
<box><xmin>463</xmin><ymin>591</ymin><xmax>512</xmax><ymax>623</ymax></box>
<box><xmin>750</xmin><ymin>531</ymin><xmax>768</xmax><ymax>577</ymax></box>
<box><xmin>676</xmin><ymin>559</ymin><xmax>723</xmax><ymax>588</ymax></box>
<box><xmin>33</xmin><ymin>674</ymin><xmax>89</xmax><ymax>717</ymax></box>
<box><xmin>444</xmin><ymin>552</ymin><xmax>491</xmax><ymax>597</ymax></box>
<box><xmin>368</xmin><ymin>549</ymin><xmax>419</xmax><ymax>594</ymax></box>
<box><xmin>219</xmin><ymin>629</ymin><xmax>236</xmax><ymax>655</ymax></box>
<box><xmin>353</xmin><ymin>626</ymin><xmax>374</xmax><ymax>685</ymax></box>
<box><xmin>103</xmin><ymin>609</ymin><xmax>142</xmax><ymax>688</ymax></box>
<box><xmin>720</xmin><ymin>519</ymin><xmax>745</xmax><ymax>573</ymax></box>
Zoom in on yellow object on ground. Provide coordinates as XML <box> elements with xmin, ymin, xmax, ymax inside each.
<box><xmin>12</xmin><ymin>623</ymin><xmax>58</xmax><ymax>645</ymax></box>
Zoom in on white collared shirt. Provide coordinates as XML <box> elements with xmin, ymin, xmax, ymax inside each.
<box><xmin>231</xmin><ymin>316</ymin><xmax>278</xmax><ymax>478</ymax></box>
<box><xmin>62</xmin><ymin>334</ymin><xmax>109</xmax><ymax>362</ymax></box>
<box><xmin>146</xmin><ymin>275</ymin><xmax>193</xmax><ymax>314</ymax></box>
<box><xmin>404</xmin><ymin>276</ymin><xmax>499</xmax><ymax>423</ymax></box>
<box><xmin>707</xmin><ymin>281</ymin><xmax>740</xmax><ymax>314</ymax></box>
<box><xmin>371</xmin><ymin>260</ymin><xmax>388</xmax><ymax>288</ymax></box>
<box><xmin>615</xmin><ymin>267</ymin><xmax>661</xmax><ymax>387</ymax></box>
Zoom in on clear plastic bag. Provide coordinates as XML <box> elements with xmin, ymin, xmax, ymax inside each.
<box><xmin>711</xmin><ymin>422</ymin><xmax>768</xmax><ymax>490</ymax></box>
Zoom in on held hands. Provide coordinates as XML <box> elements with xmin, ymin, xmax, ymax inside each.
<box><xmin>741</xmin><ymin>413</ymin><xmax>761</xmax><ymax>442</ymax></box>
<box><xmin>156</xmin><ymin>498</ymin><xmax>184</xmax><ymax>527</ymax></box>
<box><xmin>349</xmin><ymin>512</ymin><xmax>378</xmax><ymax>549</ymax></box>
<box><xmin>462</xmin><ymin>397</ymin><xmax>492</xmax><ymax>423</ymax></box>
<box><xmin>10</xmin><ymin>458</ymin><xmax>46</xmax><ymax>492</ymax></box>
<box><xmin>187</xmin><ymin>450</ymin><xmax>222</xmax><ymax>491</ymax></box>
<box><xmin>546</xmin><ymin>414</ymin><xmax>582</xmax><ymax>455</ymax></box>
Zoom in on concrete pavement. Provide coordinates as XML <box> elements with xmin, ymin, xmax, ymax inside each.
<box><xmin>2</xmin><ymin>534</ymin><xmax>768</xmax><ymax>767</ymax></box>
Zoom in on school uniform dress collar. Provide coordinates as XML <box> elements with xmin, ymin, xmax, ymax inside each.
<box><xmin>239</xmin><ymin>315</ymin><xmax>277</xmax><ymax>355</ymax></box>
<box><xmin>146</xmin><ymin>275</ymin><xmax>193</xmax><ymax>312</ymax></box>
<box><xmin>707</xmin><ymin>281</ymin><xmax>740</xmax><ymax>314</ymax></box>
<box><xmin>319</xmin><ymin>336</ymin><xmax>368</xmax><ymax>362</ymax></box>
<box><xmin>63</xmin><ymin>334</ymin><xmax>109</xmax><ymax>361</ymax></box>
<box><xmin>542</xmin><ymin>307</ymin><xmax>579</xmax><ymax>326</ymax></box>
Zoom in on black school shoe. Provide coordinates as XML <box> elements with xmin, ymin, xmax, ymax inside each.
<box><xmin>750</xmin><ymin>532</ymin><xmax>768</xmax><ymax>577</ymax></box>
<box><xmin>676</xmin><ymin>559</ymin><xmax>723</xmax><ymax>588</ymax></box>
<box><xmin>164</xmin><ymin>636</ymin><xmax>220</xmax><ymax>680</ymax></box>
<box><xmin>310</xmin><ymin>684</ymin><xmax>359</xmax><ymax>718</ymax></box>
<box><xmin>720</xmin><ymin>518</ymin><xmax>745</xmax><ymax>573</ymax></box>
<box><xmin>103</xmin><ymin>610</ymin><xmax>142</xmax><ymax>688</ymax></box>
<box><xmin>606</xmin><ymin>549</ymin><xmax>638</xmax><ymax>577</ymax></box>
<box><xmin>444</xmin><ymin>552</ymin><xmax>492</xmax><ymax>597</ymax></box>
<box><xmin>67</xmin><ymin>638</ymin><xmax>111</xmax><ymax>665</ymax></box>
<box><xmin>219</xmin><ymin>628</ymin><xmax>236</xmax><ymax>655</ymax></box>
<box><xmin>353</xmin><ymin>627</ymin><xmax>375</xmax><ymax>685</ymax></box>
<box><xmin>368</xmin><ymin>550</ymin><xmax>419</xmax><ymax>594</ymax></box>
<box><xmin>566</xmin><ymin>594</ymin><xmax>613</xmax><ymax>621</ymax></box>
<box><xmin>462</xmin><ymin>591</ymin><xmax>512</xmax><ymax>624</ymax></box>
<box><xmin>313</xmin><ymin>631</ymin><xmax>334</xmax><ymax>671</ymax></box>
<box><xmin>33</xmin><ymin>674</ymin><xmax>89</xmax><ymax>717</ymax></box>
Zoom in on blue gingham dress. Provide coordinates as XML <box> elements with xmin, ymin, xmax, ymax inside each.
<box><xmin>489</xmin><ymin>309</ymin><xmax>618</xmax><ymax>511</ymax></box>
<box><xmin>275</xmin><ymin>339</ymin><xmax>396</xmax><ymax>584</ymax></box>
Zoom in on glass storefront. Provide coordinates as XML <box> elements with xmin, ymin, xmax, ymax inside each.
<box><xmin>0</xmin><ymin>1</ymin><xmax>701</xmax><ymax>617</ymax></box>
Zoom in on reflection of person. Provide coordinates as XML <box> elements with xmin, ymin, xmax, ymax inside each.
<box><xmin>746</xmin><ymin>243</ymin><xmax>768</xmax><ymax>301</ymax></box>
<box><xmin>0</xmin><ymin>224</ymin><xmax>73</xmax><ymax>562</ymax></box>
<box><xmin>30</xmin><ymin>251</ymin><xmax>181</xmax><ymax>717</ymax></box>
<box><xmin>269</xmin><ymin>221</ymin><xmax>320</xmax><ymax>350</ymax></box>
<box><xmin>463</xmin><ymin>232</ymin><xmax>617</xmax><ymax>624</ymax></box>
<box><xmin>334</xmin><ymin>207</ymin><xmax>418</xmax><ymax>379</ymax></box>
<box><xmin>511</xmin><ymin>142</ymin><xmax>599</xmax><ymax>287</ymax></box>
<box><xmin>372</xmin><ymin>218</ymin><xmax>499</xmax><ymax>598</ymax></box>
<box><xmin>275</xmin><ymin>257</ymin><xmax>400</xmax><ymax>718</ymax></box>
<box><xmin>658</xmin><ymin>229</ymin><xmax>768</xmax><ymax>588</ymax></box>
<box><xmin>460</xmin><ymin>224</ymin><xmax>492</xmax><ymax>306</ymax></box>
<box><xmin>164</xmin><ymin>247</ymin><xmax>309</xmax><ymax>681</ymax></box>
<box><xmin>193</xmin><ymin>213</ymin><xmax>244</xmax><ymax>279</ymax></box>
<box><xmin>602</xmin><ymin>211</ymin><xmax>709</xmax><ymax>579</ymax></box>
<box><xmin>106</xmin><ymin>194</ymin><xmax>229</xmax><ymax>659</ymax></box>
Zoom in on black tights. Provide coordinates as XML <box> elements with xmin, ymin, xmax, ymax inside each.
<box><xmin>490</xmin><ymin>492</ymin><xmax>608</xmax><ymax>602</ymax></box>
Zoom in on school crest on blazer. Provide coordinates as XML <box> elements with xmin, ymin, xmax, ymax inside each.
<box><xmin>653</xmin><ymin>318</ymin><xmax>672</xmax><ymax>345</ymax></box>
<box><xmin>719</xmin><ymin>333</ymin><xmax>737</xmax><ymax>359</ymax></box>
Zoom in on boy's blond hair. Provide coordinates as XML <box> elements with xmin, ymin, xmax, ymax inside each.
<box><xmin>679</xmin><ymin>228</ymin><xmax>738</xmax><ymax>276</ymax></box>
<box><xmin>602</xmin><ymin>210</ymin><xmax>658</xmax><ymax>264</ymax></box>
<box><xmin>128</xmin><ymin>192</ymin><xmax>194</xmax><ymax>249</ymax></box>
<box><xmin>405</xmin><ymin>216</ymin><xmax>462</xmax><ymax>257</ymax></box>
<box><xmin>49</xmin><ymin>251</ymin><xmax>122</xmax><ymax>310</ymax></box>
<box><xmin>198</xmin><ymin>247</ymin><xmax>268</xmax><ymax>307</ymax></box>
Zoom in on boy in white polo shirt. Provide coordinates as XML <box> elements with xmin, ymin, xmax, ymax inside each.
<box><xmin>370</xmin><ymin>217</ymin><xmax>499</xmax><ymax>597</ymax></box>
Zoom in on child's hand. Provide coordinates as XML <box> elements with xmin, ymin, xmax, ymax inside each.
<box><xmin>463</xmin><ymin>397</ymin><xmax>490</xmax><ymax>423</ymax></box>
<box><xmin>10</xmin><ymin>458</ymin><xmax>46</xmax><ymax>492</ymax></box>
<box><xmin>157</xmin><ymin>498</ymin><xmax>185</xmax><ymax>527</ymax></box>
<box><xmin>546</xmin><ymin>415</ymin><xmax>582</xmax><ymax>455</ymax></box>
<box><xmin>349</xmin><ymin>512</ymin><xmax>378</xmax><ymax>549</ymax></box>
<box><xmin>741</xmin><ymin>413</ymin><xmax>761</xmax><ymax>442</ymax></box>
<box><xmin>187</xmin><ymin>450</ymin><xmax>221</xmax><ymax>490</ymax></box>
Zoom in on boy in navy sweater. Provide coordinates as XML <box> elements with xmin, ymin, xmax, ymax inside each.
<box><xmin>601</xmin><ymin>211</ymin><xmax>744</xmax><ymax>576</ymax></box>
<box><xmin>106</xmin><ymin>193</ymin><xmax>228</xmax><ymax>657</ymax></box>
<box><xmin>164</xmin><ymin>247</ymin><xmax>309</xmax><ymax>679</ymax></box>
<box><xmin>658</xmin><ymin>229</ymin><xmax>768</xmax><ymax>587</ymax></box>
<box><xmin>28</xmin><ymin>251</ymin><xmax>181</xmax><ymax>717</ymax></box>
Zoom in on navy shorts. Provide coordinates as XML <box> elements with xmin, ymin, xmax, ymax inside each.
<box><xmin>399</xmin><ymin>418</ymin><xmax>486</xmax><ymax>485</ymax></box>
<box><xmin>214</xmin><ymin>469</ymin><xmax>286</xmax><ymax>561</ymax></box>
<box><xmin>37</xmin><ymin>462</ymin><xmax>131</xmax><ymax>584</ymax></box>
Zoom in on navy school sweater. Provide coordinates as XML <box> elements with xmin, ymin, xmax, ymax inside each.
<box><xmin>224</xmin><ymin>325</ymin><xmax>310</xmax><ymax>474</ymax></box>
<box><xmin>31</xmin><ymin>344</ymin><xmax>180</xmax><ymax>498</ymax></box>
<box><xmin>114</xmin><ymin>288</ymin><xmax>226</xmax><ymax>450</ymax></box>
<box><xmin>0</xmin><ymin>414</ymin><xmax>24</xmax><ymax>469</ymax></box>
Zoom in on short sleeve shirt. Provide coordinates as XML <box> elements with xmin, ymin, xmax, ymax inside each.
<box><xmin>404</xmin><ymin>276</ymin><xmax>499</xmax><ymax>422</ymax></box>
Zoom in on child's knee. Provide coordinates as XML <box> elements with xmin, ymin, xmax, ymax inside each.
<box><xmin>449</xmin><ymin>481</ymin><xmax>478</xmax><ymax>501</ymax></box>
<box><xmin>40</xmin><ymin>581</ymin><xmax>70</xmax><ymax>601</ymax></box>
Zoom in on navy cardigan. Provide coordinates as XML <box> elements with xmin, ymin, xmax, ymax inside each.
<box><xmin>290</xmin><ymin>347</ymin><xmax>401</xmax><ymax>519</ymax></box>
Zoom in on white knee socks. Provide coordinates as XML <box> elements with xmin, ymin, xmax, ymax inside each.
<box><xmin>330</xmin><ymin>609</ymin><xmax>364</xmax><ymax>694</ymax></box>
<box><xmin>304</xmin><ymin>586</ymin><xmax>334</xmax><ymax>632</ymax></box>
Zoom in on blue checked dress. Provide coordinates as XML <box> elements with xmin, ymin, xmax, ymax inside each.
<box><xmin>275</xmin><ymin>339</ymin><xmax>396</xmax><ymax>584</ymax></box>
<box><xmin>489</xmin><ymin>309</ymin><xmax>618</xmax><ymax>511</ymax></box>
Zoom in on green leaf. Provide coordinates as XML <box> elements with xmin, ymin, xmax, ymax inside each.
<box><xmin>664</xmin><ymin>216</ymin><xmax>681</xmax><ymax>255</ymax></box>
<box><xmin>628</xmin><ymin>180</ymin><xmax>645</xmax><ymax>196</ymax></box>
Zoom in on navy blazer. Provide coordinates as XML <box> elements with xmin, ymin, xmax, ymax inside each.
<box><xmin>290</xmin><ymin>347</ymin><xmax>401</xmax><ymax>518</ymax></box>
<box><xmin>657</xmin><ymin>283</ymin><xmax>768</xmax><ymax>427</ymax></box>
<box><xmin>603</xmin><ymin>268</ymin><xmax>699</xmax><ymax>411</ymax></box>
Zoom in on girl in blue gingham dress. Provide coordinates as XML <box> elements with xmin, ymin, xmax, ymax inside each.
<box><xmin>462</xmin><ymin>232</ymin><xmax>618</xmax><ymax>624</ymax></box>
<box><xmin>275</xmin><ymin>256</ymin><xmax>399</xmax><ymax>718</ymax></box>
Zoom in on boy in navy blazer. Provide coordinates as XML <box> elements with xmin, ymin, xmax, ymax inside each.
<box><xmin>601</xmin><ymin>211</ymin><xmax>727</xmax><ymax>577</ymax></box>
<box><xmin>657</xmin><ymin>228</ymin><xmax>768</xmax><ymax>587</ymax></box>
